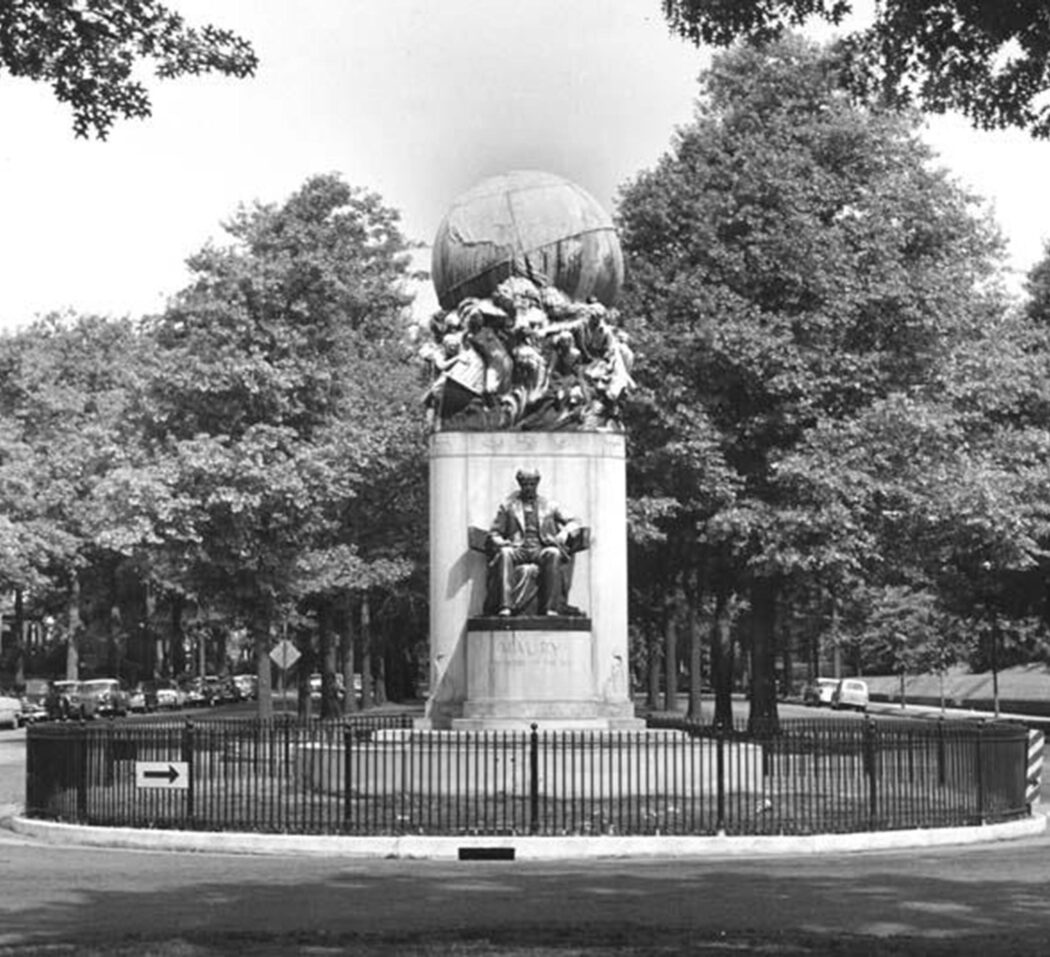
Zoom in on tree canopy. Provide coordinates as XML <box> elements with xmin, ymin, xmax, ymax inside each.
<box><xmin>0</xmin><ymin>0</ymin><xmax>257</xmax><ymax>137</ymax></box>
<box><xmin>618</xmin><ymin>35</ymin><xmax>1018</xmax><ymax>727</ymax></box>
<box><xmin>660</xmin><ymin>0</ymin><xmax>1050</xmax><ymax>137</ymax></box>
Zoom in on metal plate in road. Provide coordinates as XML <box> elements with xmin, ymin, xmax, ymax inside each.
<box><xmin>134</xmin><ymin>761</ymin><xmax>189</xmax><ymax>789</ymax></box>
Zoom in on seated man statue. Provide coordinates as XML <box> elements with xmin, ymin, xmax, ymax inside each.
<box><xmin>486</xmin><ymin>468</ymin><xmax>582</xmax><ymax>617</ymax></box>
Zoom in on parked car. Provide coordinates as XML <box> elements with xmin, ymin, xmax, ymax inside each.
<box><xmin>51</xmin><ymin>680</ymin><xmax>79</xmax><ymax>719</ymax></box>
<box><xmin>75</xmin><ymin>678</ymin><xmax>131</xmax><ymax>718</ymax></box>
<box><xmin>231</xmin><ymin>674</ymin><xmax>257</xmax><ymax>700</ymax></box>
<box><xmin>309</xmin><ymin>672</ymin><xmax>346</xmax><ymax>703</ymax></box>
<box><xmin>803</xmin><ymin>677</ymin><xmax>839</xmax><ymax>707</ymax></box>
<box><xmin>179</xmin><ymin>678</ymin><xmax>207</xmax><ymax>709</ymax></box>
<box><xmin>201</xmin><ymin>675</ymin><xmax>226</xmax><ymax>706</ymax></box>
<box><xmin>17</xmin><ymin>695</ymin><xmax>47</xmax><ymax>726</ymax></box>
<box><xmin>152</xmin><ymin>681</ymin><xmax>181</xmax><ymax>711</ymax></box>
<box><xmin>0</xmin><ymin>692</ymin><xmax>20</xmax><ymax>729</ymax></box>
<box><xmin>21</xmin><ymin>678</ymin><xmax>56</xmax><ymax>723</ymax></box>
<box><xmin>129</xmin><ymin>682</ymin><xmax>157</xmax><ymax>713</ymax></box>
<box><xmin>832</xmin><ymin>678</ymin><xmax>870</xmax><ymax>713</ymax></box>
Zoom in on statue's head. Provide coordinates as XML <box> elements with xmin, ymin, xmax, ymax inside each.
<box><xmin>515</xmin><ymin>468</ymin><xmax>541</xmax><ymax>500</ymax></box>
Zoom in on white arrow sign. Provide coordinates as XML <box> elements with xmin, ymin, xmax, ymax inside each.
<box><xmin>135</xmin><ymin>761</ymin><xmax>189</xmax><ymax>790</ymax></box>
<box><xmin>269</xmin><ymin>638</ymin><xmax>301</xmax><ymax>671</ymax></box>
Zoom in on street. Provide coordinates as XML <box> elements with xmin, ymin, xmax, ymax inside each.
<box><xmin>2</xmin><ymin>715</ymin><xmax>1048</xmax><ymax>956</ymax></box>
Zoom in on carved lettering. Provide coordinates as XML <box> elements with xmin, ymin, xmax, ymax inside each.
<box><xmin>492</xmin><ymin>634</ymin><xmax>567</xmax><ymax>666</ymax></box>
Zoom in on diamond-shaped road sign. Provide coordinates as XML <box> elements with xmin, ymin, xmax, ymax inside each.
<box><xmin>135</xmin><ymin>761</ymin><xmax>189</xmax><ymax>790</ymax></box>
<box><xmin>269</xmin><ymin>638</ymin><xmax>301</xmax><ymax>671</ymax></box>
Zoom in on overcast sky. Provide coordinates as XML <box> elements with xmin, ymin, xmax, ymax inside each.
<box><xmin>1</xmin><ymin>0</ymin><xmax>1048</xmax><ymax>331</ymax></box>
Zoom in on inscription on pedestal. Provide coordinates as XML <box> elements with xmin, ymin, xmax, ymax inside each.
<box><xmin>492</xmin><ymin>633</ymin><xmax>566</xmax><ymax>667</ymax></box>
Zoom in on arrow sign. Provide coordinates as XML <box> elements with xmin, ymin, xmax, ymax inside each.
<box><xmin>135</xmin><ymin>761</ymin><xmax>189</xmax><ymax>790</ymax></box>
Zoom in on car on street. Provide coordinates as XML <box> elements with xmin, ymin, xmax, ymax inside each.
<box><xmin>802</xmin><ymin>677</ymin><xmax>839</xmax><ymax>707</ymax></box>
<box><xmin>831</xmin><ymin>678</ymin><xmax>869</xmax><ymax>713</ymax></box>
<box><xmin>75</xmin><ymin>678</ymin><xmax>131</xmax><ymax>718</ymax></box>
<box><xmin>0</xmin><ymin>692</ymin><xmax>21</xmax><ymax>729</ymax></box>
<box><xmin>232</xmin><ymin>674</ymin><xmax>257</xmax><ymax>700</ymax></box>
<box><xmin>152</xmin><ymin>681</ymin><xmax>181</xmax><ymax>711</ymax></box>
<box><xmin>309</xmin><ymin>673</ymin><xmax>346</xmax><ymax>703</ymax></box>
<box><xmin>128</xmin><ymin>683</ymin><xmax>157</xmax><ymax>713</ymax></box>
<box><xmin>51</xmin><ymin>680</ymin><xmax>79</xmax><ymax>719</ymax></box>
<box><xmin>179</xmin><ymin>677</ymin><xmax>207</xmax><ymax>708</ymax></box>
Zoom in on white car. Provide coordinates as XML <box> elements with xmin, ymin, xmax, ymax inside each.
<box><xmin>832</xmin><ymin>678</ymin><xmax>869</xmax><ymax>713</ymax></box>
<box><xmin>0</xmin><ymin>693</ymin><xmax>22</xmax><ymax>729</ymax></box>
<box><xmin>803</xmin><ymin>678</ymin><xmax>839</xmax><ymax>707</ymax></box>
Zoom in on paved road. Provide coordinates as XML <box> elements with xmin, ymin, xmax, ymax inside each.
<box><xmin>3</xmin><ymin>716</ymin><xmax>1048</xmax><ymax>956</ymax></box>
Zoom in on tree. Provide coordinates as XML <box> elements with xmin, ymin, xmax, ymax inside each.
<box><xmin>139</xmin><ymin>173</ymin><xmax>420</xmax><ymax>718</ymax></box>
<box><xmin>1</xmin><ymin>0</ymin><xmax>257</xmax><ymax>138</ymax></box>
<box><xmin>618</xmin><ymin>36</ymin><xmax>1006</xmax><ymax>730</ymax></box>
<box><xmin>660</xmin><ymin>0</ymin><xmax>1050</xmax><ymax>137</ymax></box>
<box><xmin>0</xmin><ymin>314</ymin><xmax>156</xmax><ymax>681</ymax></box>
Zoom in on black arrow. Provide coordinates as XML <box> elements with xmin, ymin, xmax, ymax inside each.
<box><xmin>143</xmin><ymin>764</ymin><xmax>179</xmax><ymax>784</ymax></box>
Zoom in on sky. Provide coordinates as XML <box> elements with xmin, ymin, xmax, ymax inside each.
<box><xmin>1</xmin><ymin>0</ymin><xmax>1048</xmax><ymax>331</ymax></box>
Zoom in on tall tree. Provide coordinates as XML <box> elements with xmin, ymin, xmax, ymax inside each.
<box><xmin>618</xmin><ymin>36</ymin><xmax>1006</xmax><ymax>729</ymax></box>
<box><xmin>139</xmin><ymin>173</ymin><xmax>419</xmax><ymax>718</ymax></box>
<box><xmin>660</xmin><ymin>0</ymin><xmax>1050</xmax><ymax>137</ymax></box>
<box><xmin>1</xmin><ymin>0</ymin><xmax>256</xmax><ymax>138</ymax></box>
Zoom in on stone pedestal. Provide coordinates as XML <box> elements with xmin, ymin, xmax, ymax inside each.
<box><xmin>422</xmin><ymin>431</ymin><xmax>638</xmax><ymax>730</ymax></box>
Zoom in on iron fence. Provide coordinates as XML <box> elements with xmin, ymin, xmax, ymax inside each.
<box><xmin>24</xmin><ymin>713</ymin><xmax>1030</xmax><ymax>837</ymax></box>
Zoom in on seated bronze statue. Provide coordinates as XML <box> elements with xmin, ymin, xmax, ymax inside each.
<box><xmin>470</xmin><ymin>468</ymin><xmax>588</xmax><ymax>617</ymax></box>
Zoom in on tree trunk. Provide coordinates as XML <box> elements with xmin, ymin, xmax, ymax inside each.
<box><xmin>748</xmin><ymin>577</ymin><xmax>779</xmax><ymax>735</ymax></box>
<box><xmin>686</xmin><ymin>570</ymin><xmax>703</xmax><ymax>721</ymax></box>
<box><xmin>711</xmin><ymin>587</ymin><xmax>734</xmax><ymax>729</ymax></box>
<box><xmin>662</xmin><ymin>590</ymin><xmax>679</xmax><ymax>714</ymax></box>
<box><xmin>646</xmin><ymin>627</ymin><xmax>661</xmax><ymax>711</ymax></box>
<box><xmin>360</xmin><ymin>594</ymin><xmax>374</xmax><ymax>710</ymax></box>
<box><xmin>13</xmin><ymin>588</ymin><xmax>25</xmax><ymax>687</ymax></box>
<box><xmin>66</xmin><ymin>574</ymin><xmax>81</xmax><ymax>682</ymax></box>
<box><xmin>340</xmin><ymin>597</ymin><xmax>358</xmax><ymax>715</ymax></box>
<box><xmin>320</xmin><ymin>602</ymin><xmax>341</xmax><ymax>720</ymax></box>
<box><xmin>170</xmin><ymin>595</ymin><xmax>185</xmax><ymax>678</ymax></box>
<box><xmin>296</xmin><ymin>627</ymin><xmax>313</xmax><ymax>720</ymax></box>
<box><xmin>253</xmin><ymin>597</ymin><xmax>274</xmax><ymax>720</ymax></box>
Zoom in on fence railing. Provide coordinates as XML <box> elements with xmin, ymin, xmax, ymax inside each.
<box><xmin>24</xmin><ymin>714</ymin><xmax>1031</xmax><ymax>837</ymax></box>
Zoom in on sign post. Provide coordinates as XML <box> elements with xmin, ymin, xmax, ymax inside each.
<box><xmin>269</xmin><ymin>638</ymin><xmax>301</xmax><ymax>713</ymax></box>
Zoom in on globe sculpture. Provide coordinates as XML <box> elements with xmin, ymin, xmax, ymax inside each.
<box><xmin>421</xmin><ymin>171</ymin><xmax>640</xmax><ymax>732</ymax></box>
<box><xmin>431</xmin><ymin>169</ymin><xmax>624</xmax><ymax>309</ymax></box>
<box><xmin>422</xmin><ymin>171</ymin><xmax>633</xmax><ymax>433</ymax></box>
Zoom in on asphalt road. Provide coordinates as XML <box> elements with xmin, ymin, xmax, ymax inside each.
<box><xmin>2</xmin><ymin>710</ymin><xmax>1048</xmax><ymax>956</ymax></box>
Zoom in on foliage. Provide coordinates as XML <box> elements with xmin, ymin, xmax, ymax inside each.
<box><xmin>661</xmin><ymin>0</ymin><xmax>1050</xmax><ymax>137</ymax></box>
<box><xmin>618</xmin><ymin>36</ymin><xmax>1012</xmax><ymax>723</ymax></box>
<box><xmin>0</xmin><ymin>0</ymin><xmax>257</xmax><ymax>138</ymax></box>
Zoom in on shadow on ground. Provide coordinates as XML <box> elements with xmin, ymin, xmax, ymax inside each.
<box><xmin>1</xmin><ymin>838</ymin><xmax>1049</xmax><ymax>956</ymax></box>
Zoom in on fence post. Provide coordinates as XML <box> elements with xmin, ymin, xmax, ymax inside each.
<box><xmin>976</xmin><ymin>720</ymin><xmax>985</xmax><ymax>823</ymax></box>
<box><xmin>181</xmin><ymin>720</ymin><xmax>195</xmax><ymax>824</ymax></box>
<box><xmin>863</xmin><ymin>716</ymin><xmax>877</xmax><ymax>830</ymax></box>
<box><xmin>716</xmin><ymin>725</ymin><xmax>726</xmax><ymax>834</ymax></box>
<box><xmin>529</xmin><ymin>723</ymin><xmax>539</xmax><ymax>835</ymax></box>
<box><xmin>76</xmin><ymin>719</ymin><xmax>88</xmax><ymax>823</ymax></box>
<box><xmin>343</xmin><ymin>719</ymin><xmax>353</xmax><ymax>828</ymax></box>
<box><xmin>937</xmin><ymin>717</ymin><xmax>946</xmax><ymax>787</ymax></box>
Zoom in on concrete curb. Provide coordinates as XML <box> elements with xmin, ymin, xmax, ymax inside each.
<box><xmin>5</xmin><ymin>811</ymin><xmax>1045</xmax><ymax>860</ymax></box>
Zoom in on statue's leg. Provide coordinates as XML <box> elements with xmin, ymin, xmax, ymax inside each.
<box><xmin>494</xmin><ymin>548</ymin><xmax>519</xmax><ymax>615</ymax></box>
<box><xmin>537</xmin><ymin>546</ymin><xmax>564</xmax><ymax>615</ymax></box>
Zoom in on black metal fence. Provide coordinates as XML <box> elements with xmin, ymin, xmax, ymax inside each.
<box><xmin>24</xmin><ymin>714</ymin><xmax>1030</xmax><ymax>837</ymax></box>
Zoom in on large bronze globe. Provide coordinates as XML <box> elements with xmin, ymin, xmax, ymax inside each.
<box><xmin>431</xmin><ymin>170</ymin><xmax>624</xmax><ymax>310</ymax></box>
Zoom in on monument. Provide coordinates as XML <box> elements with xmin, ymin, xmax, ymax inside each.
<box><xmin>418</xmin><ymin>170</ymin><xmax>641</xmax><ymax>731</ymax></box>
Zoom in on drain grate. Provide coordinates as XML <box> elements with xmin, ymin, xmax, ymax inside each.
<box><xmin>458</xmin><ymin>846</ymin><xmax>516</xmax><ymax>861</ymax></box>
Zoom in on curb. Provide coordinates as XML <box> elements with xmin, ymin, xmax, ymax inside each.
<box><xmin>5</xmin><ymin>811</ymin><xmax>1045</xmax><ymax>860</ymax></box>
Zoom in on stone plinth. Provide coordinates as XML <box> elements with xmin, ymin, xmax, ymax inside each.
<box><xmin>422</xmin><ymin>431</ymin><xmax>634</xmax><ymax>730</ymax></box>
<box><xmin>452</xmin><ymin>618</ymin><xmax>639</xmax><ymax>731</ymax></box>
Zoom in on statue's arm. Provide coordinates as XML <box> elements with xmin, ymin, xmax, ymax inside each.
<box><xmin>488</xmin><ymin>503</ymin><xmax>511</xmax><ymax>549</ymax></box>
